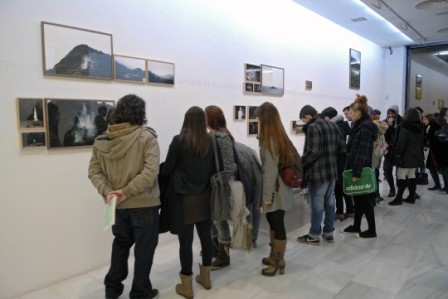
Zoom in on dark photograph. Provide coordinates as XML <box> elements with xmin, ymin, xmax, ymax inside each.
<box><xmin>245</xmin><ymin>63</ymin><xmax>261</xmax><ymax>82</ymax></box>
<box><xmin>248</xmin><ymin>106</ymin><xmax>258</xmax><ymax>120</ymax></box>
<box><xmin>45</xmin><ymin>98</ymin><xmax>114</xmax><ymax>149</ymax></box>
<box><xmin>17</xmin><ymin>98</ymin><xmax>45</xmax><ymax>129</ymax></box>
<box><xmin>147</xmin><ymin>60</ymin><xmax>175</xmax><ymax>85</ymax></box>
<box><xmin>244</xmin><ymin>82</ymin><xmax>254</xmax><ymax>93</ymax></box>
<box><xmin>248</xmin><ymin>121</ymin><xmax>259</xmax><ymax>135</ymax></box>
<box><xmin>234</xmin><ymin>105</ymin><xmax>246</xmax><ymax>120</ymax></box>
<box><xmin>21</xmin><ymin>132</ymin><xmax>46</xmax><ymax>148</ymax></box>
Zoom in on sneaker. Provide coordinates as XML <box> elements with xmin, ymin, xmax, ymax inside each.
<box><xmin>297</xmin><ymin>234</ymin><xmax>320</xmax><ymax>245</ymax></box>
<box><xmin>356</xmin><ymin>231</ymin><xmax>377</xmax><ymax>239</ymax></box>
<box><xmin>322</xmin><ymin>235</ymin><xmax>334</xmax><ymax>243</ymax></box>
<box><xmin>341</xmin><ymin>225</ymin><xmax>361</xmax><ymax>234</ymax></box>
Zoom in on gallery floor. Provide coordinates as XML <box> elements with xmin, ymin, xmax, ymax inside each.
<box><xmin>17</xmin><ymin>178</ymin><xmax>448</xmax><ymax>299</ymax></box>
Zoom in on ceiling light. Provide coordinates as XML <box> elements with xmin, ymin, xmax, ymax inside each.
<box><xmin>351</xmin><ymin>17</ymin><xmax>368</xmax><ymax>22</ymax></box>
<box><xmin>415</xmin><ymin>0</ymin><xmax>448</xmax><ymax>10</ymax></box>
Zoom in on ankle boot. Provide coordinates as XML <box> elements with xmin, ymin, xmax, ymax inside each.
<box><xmin>195</xmin><ymin>264</ymin><xmax>211</xmax><ymax>290</ymax></box>
<box><xmin>176</xmin><ymin>273</ymin><xmax>193</xmax><ymax>299</ymax></box>
<box><xmin>262</xmin><ymin>230</ymin><xmax>275</xmax><ymax>266</ymax></box>
<box><xmin>389</xmin><ymin>179</ymin><xmax>406</xmax><ymax>205</ymax></box>
<box><xmin>404</xmin><ymin>178</ymin><xmax>417</xmax><ymax>204</ymax></box>
<box><xmin>261</xmin><ymin>239</ymin><xmax>286</xmax><ymax>277</ymax></box>
<box><xmin>210</xmin><ymin>242</ymin><xmax>230</xmax><ymax>270</ymax></box>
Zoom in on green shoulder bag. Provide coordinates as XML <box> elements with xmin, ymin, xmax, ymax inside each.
<box><xmin>342</xmin><ymin>167</ymin><xmax>377</xmax><ymax>196</ymax></box>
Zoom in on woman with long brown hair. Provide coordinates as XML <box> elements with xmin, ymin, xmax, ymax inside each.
<box><xmin>255</xmin><ymin>102</ymin><xmax>298</xmax><ymax>276</ymax></box>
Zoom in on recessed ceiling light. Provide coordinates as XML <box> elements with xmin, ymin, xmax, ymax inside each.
<box><xmin>351</xmin><ymin>17</ymin><xmax>368</xmax><ymax>22</ymax></box>
<box><xmin>437</xmin><ymin>27</ymin><xmax>448</xmax><ymax>33</ymax></box>
<box><xmin>415</xmin><ymin>0</ymin><xmax>448</xmax><ymax>10</ymax></box>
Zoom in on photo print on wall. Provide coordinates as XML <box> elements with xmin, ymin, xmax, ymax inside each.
<box><xmin>146</xmin><ymin>59</ymin><xmax>175</xmax><ymax>86</ymax></box>
<box><xmin>248</xmin><ymin>121</ymin><xmax>259</xmax><ymax>136</ymax></box>
<box><xmin>45</xmin><ymin>98</ymin><xmax>114</xmax><ymax>149</ymax></box>
<box><xmin>349</xmin><ymin>48</ymin><xmax>361</xmax><ymax>90</ymax></box>
<box><xmin>21</xmin><ymin>132</ymin><xmax>46</xmax><ymax>148</ymax></box>
<box><xmin>234</xmin><ymin>105</ymin><xmax>246</xmax><ymax>120</ymax></box>
<box><xmin>248</xmin><ymin>106</ymin><xmax>258</xmax><ymax>120</ymax></box>
<box><xmin>261</xmin><ymin>64</ymin><xmax>284</xmax><ymax>96</ymax></box>
<box><xmin>17</xmin><ymin>98</ymin><xmax>45</xmax><ymax>129</ymax></box>
<box><xmin>41</xmin><ymin>21</ymin><xmax>113</xmax><ymax>80</ymax></box>
<box><xmin>114</xmin><ymin>55</ymin><xmax>146</xmax><ymax>83</ymax></box>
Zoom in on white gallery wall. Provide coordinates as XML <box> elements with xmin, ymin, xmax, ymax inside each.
<box><xmin>0</xmin><ymin>0</ymin><xmax>406</xmax><ymax>297</ymax></box>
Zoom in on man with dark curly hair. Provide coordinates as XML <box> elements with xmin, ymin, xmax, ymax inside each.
<box><xmin>88</xmin><ymin>94</ymin><xmax>161</xmax><ymax>299</ymax></box>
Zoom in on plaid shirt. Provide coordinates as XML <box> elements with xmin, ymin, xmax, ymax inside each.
<box><xmin>302</xmin><ymin>115</ymin><xmax>346</xmax><ymax>184</ymax></box>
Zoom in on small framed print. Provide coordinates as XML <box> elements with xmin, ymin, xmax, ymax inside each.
<box><xmin>17</xmin><ymin>98</ymin><xmax>45</xmax><ymax>130</ymax></box>
<box><xmin>244</xmin><ymin>82</ymin><xmax>254</xmax><ymax>93</ymax></box>
<box><xmin>248</xmin><ymin>121</ymin><xmax>259</xmax><ymax>136</ymax></box>
<box><xmin>21</xmin><ymin>132</ymin><xmax>46</xmax><ymax>148</ymax></box>
<box><xmin>234</xmin><ymin>105</ymin><xmax>246</xmax><ymax>120</ymax></box>
<box><xmin>438</xmin><ymin>99</ymin><xmax>445</xmax><ymax>110</ymax></box>
<box><xmin>114</xmin><ymin>55</ymin><xmax>146</xmax><ymax>83</ymax></box>
<box><xmin>146</xmin><ymin>59</ymin><xmax>175</xmax><ymax>86</ymax></box>
<box><xmin>349</xmin><ymin>48</ymin><xmax>361</xmax><ymax>90</ymax></box>
<box><xmin>254</xmin><ymin>83</ymin><xmax>261</xmax><ymax>93</ymax></box>
<box><xmin>305</xmin><ymin>80</ymin><xmax>312</xmax><ymax>91</ymax></box>
<box><xmin>261</xmin><ymin>64</ymin><xmax>284</xmax><ymax>96</ymax></box>
<box><xmin>244</xmin><ymin>63</ymin><xmax>261</xmax><ymax>82</ymax></box>
<box><xmin>291</xmin><ymin>121</ymin><xmax>305</xmax><ymax>135</ymax></box>
<box><xmin>416</xmin><ymin>74</ymin><xmax>422</xmax><ymax>100</ymax></box>
<box><xmin>248</xmin><ymin>106</ymin><xmax>258</xmax><ymax>120</ymax></box>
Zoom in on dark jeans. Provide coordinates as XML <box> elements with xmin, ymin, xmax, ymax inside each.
<box><xmin>335</xmin><ymin>178</ymin><xmax>354</xmax><ymax>214</ymax></box>
<box><xmin>383</xmin><ymin>155</ymin><xmax>396</xmax><ymax>193</ymax></box>
<box><xmin>246</xmin><ymin>197</ymin><xmax>261</xmax><ymax>242</ymax></box>
<box><xmin>105</xmin><ymin>207</ymin><xmax>159</xmax><ymax>299</ymax></box>
<box><xmin>428</xmin><ymin>167</ymin><xmax>441</xmax><ymax>186</ymax></box>
<box><xmin>178</xmin><ymin>219</ymin><xmax>213</xmax><ymax>275</ymax></box>
<box><xmin>266</xmin><ymin>210</ymin><xmax>286</xmax><ymax>240</ymax></box>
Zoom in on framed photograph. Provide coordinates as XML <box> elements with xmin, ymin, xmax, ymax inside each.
<box><xmin>438</xmin><ymin>99</ymin><xmax>445</xmax><ymax>110</ymax></box>
<box><xmin>244</xmin><ymin>82</ymin><xmax>254</xmax><ymax>93</ymax></box>
<box><xmin>41</xmin><ymin>21</ymin><xmax>113</xmax><ymax>80</ymax></box>
<box><xmin>44</xmin><ymin>98</ymin><xmax>114</xmax><ymax>149</ymax></box>
<box><xmin>416</xmin><ymin>74</ymin><xmax>422</xmax><ymax>100</ymax></box>
<box><xmin>349</xmin><ymin>48</ymin><xmax>361</xmax><ymax>90</ymax></box>
<box><xmin>254</xmin><ymin>83</ymin><xmax>261</xmax><ymax>93</ymax></box>
<box><xmin>234</xmin><ymin>105</ymin><xmax>246</xmax><ymax>120</ymax></box>
<box><xmin>21</xmin><ymin>132</ymin><xmax>46</xmax><ymax>148</ymax></box>
<box><xmin>261</xmin><ymin>64</ymin><xmax>284</xmax><ymax>96</ymax></box>
<box><xmin>114</xmin><ymin>55</ymin><xmax>146</xmax><ymax>83</ymax></box>
<box><xmin>291</xmin><ymin>121</ymin><xmax>305</xmax><ymax>135</ymax></box>
<box><xmin>146</xmin><ymin>59</ymin><xmax>175</xmax><ymax>85</ymax></box>
<box><xmin>248</xmin><ymin>106</ymin><xmax>258</xmax><ymax>120</ymax></box>
<box><xmin>244</xmin><ymin>63</ymin><xmax>261</xmax><ymax>82</ymax></box>
<box><xmin>248</xmin><ymin>121</ymin><xmax>259</xmax><ymax>136</ymax></box>
<box><xmin>305</xmin><ymin>80</ymin><xmax>312</xmax><ymax>91</ymax></box>
<box><xmin>17</xmin><ymin>98</ymin><xmax>45</xmax><ymax>130</ymax></box>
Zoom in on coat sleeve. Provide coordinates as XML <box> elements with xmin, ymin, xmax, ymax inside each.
<box><xmin>161</xmin><ymin>136</ymin><xmax>180</xmax><ymax>178</ymax></box>
<box><xmin>88</xmin><ymin>149</ymin><xmax>113</xmax><ymax>200</ymax></box>
<box><xmin>261</xmin><ymin>147</ymin><xmax>279</xmax><ymax>201</ymax></box>
<box><xmin>122</xmin><ymin>134</ymin><xmax>160</xmax><ymax>197</ymax></box>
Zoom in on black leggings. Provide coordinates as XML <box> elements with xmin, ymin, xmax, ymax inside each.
<box><xmin>266</xmin><ymin>210</ymin><xmax>286</xmax><ymax>240</ymax></box>
<box><xmin>178</xmin><ymin>219</ymin><xmax>213</xmax><ymax>276</ymax></box>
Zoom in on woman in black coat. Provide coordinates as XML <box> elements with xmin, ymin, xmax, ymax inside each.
<box><xmin>389</xmin><ymin>108</ymin><xmax>425</xmax><ymax>205</ymax></box>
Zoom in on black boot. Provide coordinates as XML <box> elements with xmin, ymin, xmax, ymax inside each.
<box><xmin>404</xmin><ymin>179</ymin><xmax>417</xmax><ymax>204</ymax></box>
<box><xmin>389</xmin><ymin>179</ymin><xmax>406</xmax><ymax>205</ymax></box>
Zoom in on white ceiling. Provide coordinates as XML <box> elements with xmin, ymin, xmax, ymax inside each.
<box><xmin>291</xmin><ymin>0</ymin><xmax>448</xmax><ymax>75</ymax></box>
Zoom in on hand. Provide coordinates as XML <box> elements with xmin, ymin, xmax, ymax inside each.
<box><xmin>352</xmin><ymin>177</ymin><xmax>360</xmax><ymax>183</ymax></box>
<box><xmin>263</xmin><ymin>199</ymin><xmax>273</xmax><ymax>207</ymax></box>
<box><xmin>107</xmin><ymin>190</ymin><xmax>127</xmax><ymax>205</ymax></box>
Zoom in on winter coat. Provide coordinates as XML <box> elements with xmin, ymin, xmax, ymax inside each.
<box><xmin>426</xmin><ymin>120</ymin><xmax>448</xmax><ymax>169</ymax></box>
<box><xmin>393</xmin><ymin>122</ymin><xmax>425</xmax><ymax>168</ymax></box>
<box><xmin>346</xmin><ymin>114</ymin><xmax>378</xmax><ymax>177</ymax></box>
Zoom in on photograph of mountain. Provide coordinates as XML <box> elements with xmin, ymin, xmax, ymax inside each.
<box><xmin>41</xmin><ymin>22</ymin><xmax>113</xmax><ymax>80</ymax></box>
<box><xmin>114</xmin><ymin>55</ymin><xmax>146</xmax><ymax>83</ymax></box>
<box><xmin>147</xmin><ymin>60</ymin><xmax>175</xmax><ymax>85</ymax></box>
<box><xmin>261</xmin><ymin>64</ymin><xmax>284</xmax><ymax>96</ymax></box>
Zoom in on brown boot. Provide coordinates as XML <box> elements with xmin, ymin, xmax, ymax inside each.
<box><xmin>175</xmin><ymin>273</ymin><xmax>193</xmax><ymax>299</ymax></box>
<box><xmin>195</xmin><ymin>264</ymin><xmax>211</xmax><ymax>290</ymax></box>
<box><xmin>210</xmin><ymin>242</ymin><xmax>230</xmax><ymax>270</ymax></box>
<box><xmin>261</xmin><ymin>239</ymin><xmax>286</xmax><ymax>277</ymax></box>
<box><xmin>261</xmin><ymin>230</ymin><xmax>275</xmax><ymax>265</ymax></box>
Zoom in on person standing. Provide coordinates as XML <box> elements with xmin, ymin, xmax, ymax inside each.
<box><xmin>205</xmin><ymin>105</ymin><xmax>237</xmax><ymax>270</ymax></box>
<box><xmin>389</xmin><ymin>108</ymin><xmax>425</xmax><ymax>205</ymax></box>
<box><xmin>255</xmin><ymin>102</ymin><xmax>298</xmax><ymax>276</ymax></box>
<box><xmin>88</xmin><ymin>94</ymin><xmax>160</xmax><ymax>299</ymax></box>
<box><xmin>297</xmin><ymin>105</ymin><xmax>346</xmax><ymax>245</ymax></box>
<box><xmin>422</xmin><ymin>113</ymin><xmax>445</xmax><ymax>191</ymax></box>
<box><xmin>161</xmin><ymin>106</ymin><xmax>215</xmax><ymax>299</ymax></box>
<box><xmin>342</xmin><ymin>96</ymin><xmax>378</xmax><ymax>238</ymax></box>
<box><xmin>383</xmin><ymin>105</ymin><xmax>402</xmax><ymax>197</ymax></box>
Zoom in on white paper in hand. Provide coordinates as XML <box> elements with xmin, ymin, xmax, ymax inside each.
<box><xmin>104</xmin><ymin>196</ymin><xmax>117</xmax><ymax>230</ymax></box>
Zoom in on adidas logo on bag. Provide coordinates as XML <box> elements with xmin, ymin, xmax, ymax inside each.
<box><xmin>345</xmin><ymin>184</ymin><xmax>371</xmax><ymax>191</ymax></box>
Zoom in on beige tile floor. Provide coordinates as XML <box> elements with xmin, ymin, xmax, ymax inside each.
<box><xmin>16</xmin><ymin>179</ymin><xmax>448</xmax><ymax>299</ymax></box>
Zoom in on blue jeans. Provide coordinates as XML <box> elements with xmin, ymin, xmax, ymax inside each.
<box><xmin>105</xmin><ymin>207</ymin><xmax>159</xmax><ymax>299</ymax></box>
<box><xmin>308</xmin><ymin>180</ymin><xmax>336</xmax><ymax>238</ymax></box>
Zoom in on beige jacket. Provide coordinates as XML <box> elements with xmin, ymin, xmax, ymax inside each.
<box><xmin>88</xmin><ymin>123</ymin><xmax>161</xmax><ymax>209</ymax></box>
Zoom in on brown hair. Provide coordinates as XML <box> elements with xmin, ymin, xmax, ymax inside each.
<box><xmin>205</xmin><ymin>105</ymin><xmax>234</xmax><ymax>141</ymax></box>
<box><xmin>180</xmin><ymin>106</ymin><xmax>211</xmax><ymax>157</ymax></box>
<box><xmin>422</xmin><ymin>113</ymin><xmax>437</xmax><ymax>124</ymax></box>
<box><xmin>255</xmin><ymin>102</ymin><xmax>298</xmax><ymax>167</ymax></box>
<box><xmin>351</xmin><ymin>94</ymin><xmax>369</xmax><ymax>116</ymax></box>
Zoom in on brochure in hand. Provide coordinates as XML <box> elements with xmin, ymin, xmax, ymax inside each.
<box><xmin>104</xmin><ymin>196</ymin><xmax>117</xmax><ymax>230</ymax></box>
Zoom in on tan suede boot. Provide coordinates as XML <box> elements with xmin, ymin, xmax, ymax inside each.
<box><xmin>261</xmin><ymin>230</ymin><xmax>275</xmax><ymax>266</ymax></box>
<box><xmin>195</xmin><ymin>264</ymin><xmax>211</xmax><ymax>290</ymax></box>
<box><xmin>175</xmin><ymin>273</ymin><xmax>193</xmax><ymax>299</ymax></box>
<box><xmin>261</xmin><ymin>239</ymin><xmax>286</xmax><ymax>277</ymax></box>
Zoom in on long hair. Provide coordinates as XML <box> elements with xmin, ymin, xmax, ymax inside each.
<box><xmin>205</xmin><ymin>105</ymin><xmax>234</xmax><ymax>141</ymax></box>
<box><xmin>422</xmin><ymin>113</ymin><xmax>439</xmax><ymax>125</ymax></box>
<box><xmin>402</xmin><ymin>107</ymin><xmax>423</xmax><ymax>133</ymax></box>
<box><xmin>113</xmin><ymin>94</ymin><xmax>147</xmax><ymax>125</ymax></box>
<box><xmin>180</xmin><ymin>106</ymin><xmax>211</xmax><ymax>157</ymax></box>
<box><xmin>255</xmin><ymin>102</ymin><xmax>298</xmax><ymax>167</ymax></box>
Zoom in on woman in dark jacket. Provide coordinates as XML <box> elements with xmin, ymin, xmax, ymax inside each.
<box><xmin>161</xmin><ymin>106</ymin><xmax>215</xmax><ymax>298</ymax></box>
<box><xmin>389</xmin><ymin>108</ymin><xmax>425</xmax><ymax>205</ymax></box>
<box><xmin>342</xmin><ymin>95</ymin><xmax>378</xmax><ymax>238</ymax></box>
